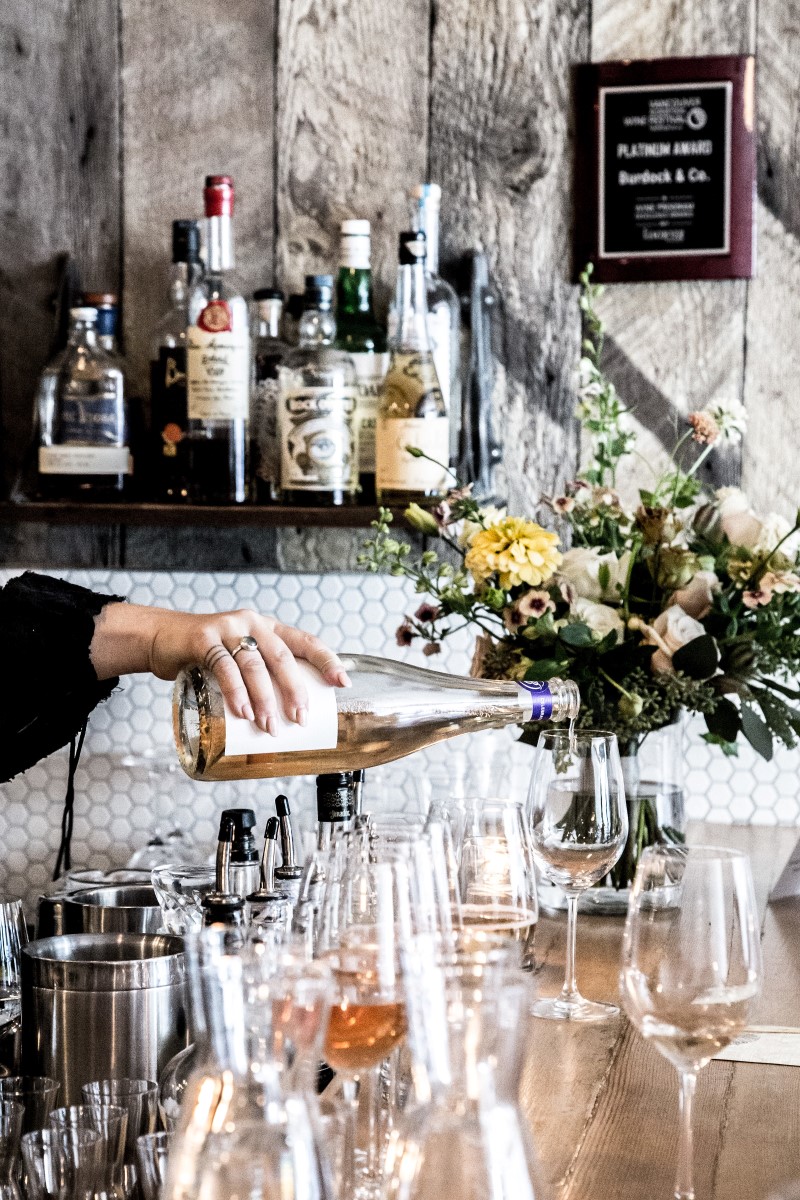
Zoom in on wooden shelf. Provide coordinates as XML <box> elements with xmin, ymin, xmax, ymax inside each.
<box><xmin>0</xmin><ymin>501</ymin><xmax>397</xmax><ymax>529</ymax></box>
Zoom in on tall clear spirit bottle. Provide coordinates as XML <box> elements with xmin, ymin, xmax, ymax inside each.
<box><xmin>376</xmin><ymin>231</ymin><xmax>449</xmax><ymax>504</ymax></box>
<box><xmin>278</xmin><ymin>275</ymin><xmax>358</xmax><ymax>506</ymax></box>
<box><xmin>37</xmin><ymin>306</ymin><xmax>130</xmax><ymax>499</ymax></box>
<box><xmin>151</xmin><ymin>220</ymin><xmax>203</xmax><ymax>502</ymax></box>
<box><xmin>173</xmin><ymin>653</ymin><xmax>579</xmax><ymax>780</ymax></box>
<box><xmin>186</xmin><ymin>176</ymin><xmax>250</xmax><ymax>504</ymax></box>
<box><xmin>335</xmin><ymin>219</ymin><xmax>388</xmax><ymax>501</ymax></box>
<box><xmin>251</xmin><ymin>288</ymin><xmax>289</xmax><ymax>503</ymax></box>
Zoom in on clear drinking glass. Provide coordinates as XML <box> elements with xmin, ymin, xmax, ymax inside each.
<box><xmin>458</xmin><ymin>797</ymin><xmax>538</xmax><ymax>964</ymax></box>
<box><xmin>81</xmin><ymin>1081</ymin><xmax>157</xmax><ymax>1197</ymax></box>
<box><xmin>528</xmin><ymin>729</ymin><xmax>628</xmax><ymax>1020</ymax></box>
<box><xmin>0</xmin><ymin>900</ymin><xmax>28</xmax><ymax>1074</ymax></box>
<box><xmin>621</xmin><ymin>845</ymin><xmax>763</xmax><ymax>1200</ymax></box>
<box><xmin>49</xmin><ymin>1105</ymin><xmax>127</xmax><ymax>1200</ymax></box>
<box><xmin>150</xmin><ymin>865</ymin><xmax>216</xmax><ymax>934</ymax></box>
<box><xmin>21</xmin><ymin>1127</ymin><xmax>103</xmax><ymax>1200</ymax></box>
<box><xmin>0</xmin><ymin>1077</ymin><xmax>60</xmax><ymax>1135</ymax></box>
<box><xmin>135</xmin><ymin>1133</ymin><xmax>172</xmax><ymax>1200</ymax></box>
<box><xmin>0</xmin><ymin>1102</ymin><xmax>24</xmax><ymax>1200</ymax></box>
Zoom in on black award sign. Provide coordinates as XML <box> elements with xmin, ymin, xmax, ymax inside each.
<box><xmin>574</xmin><ymin>56</ymin><xmax>756</xmax><ymax>283</ymax></box>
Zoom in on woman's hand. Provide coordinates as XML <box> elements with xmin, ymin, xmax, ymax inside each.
<box><xmin>90</xmin><ymin>603</ymin><xmax>351</xmax><ymax>733</ymax></box>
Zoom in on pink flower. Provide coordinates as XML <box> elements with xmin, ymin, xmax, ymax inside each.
<box><xmin>687</xmin><ymin>411</ymin><xmax>720</xmax><ymax>445</ymax></box>
<box><xmin>762</xmin><ymin>570</ymin><xmax>800</xmax><ymax>594</ymax></box>
<box><xmin>552</xmin><ymin>495</ymin><xmax>575</xmax><ymax>514</ymax></box>
<box><xmin>670</xmin><ymin>570</ymin><xmax>720</xmax><ymax>620</ymax></box>
<box><xmin>742</xmin><ymin>586</ymin><xmax>772</xmax><ymax>609</ymax></box>
<box><xmin>422</xmin><ymin>642</ymin><xmax>442</xmax><ymax>657</ymax></box>
<box><xmin>505</xmin><ymin>589</ymin><xmax>555</xmax><ymax>631</ymax></box>
<box><xmin>415</xmin><ymin>602</ymin><xmax>442</xmax><ymax>623</ymax></box>
<box><xmin>432</xmin><ymin>500</ymin><xmax>452</xmax><ymax>528</ymax></box>
<box><xmin>396</xmin><ymin>620</ymin><xmax>417</xmax><ymax>647</ymax></box>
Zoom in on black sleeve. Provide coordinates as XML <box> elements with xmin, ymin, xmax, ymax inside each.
<box><xmin>0</xmin><ymin>572</ymin><xmax>125</xmax><ymax>783</ymax></box>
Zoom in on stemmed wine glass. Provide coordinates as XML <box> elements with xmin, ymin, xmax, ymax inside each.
<box><xmin>621</xmin><ymin>845</ymin><xmax>762</xmax><ymax>1200</ymax></box>
<box><xmin>527</xmin><ymin>729</ymin><xmax>628</xmax><ymax>1020</ymax></box>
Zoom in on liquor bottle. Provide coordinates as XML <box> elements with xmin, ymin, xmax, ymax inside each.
<box><xmin>36</xmin><ymin>306</ymin><xmax>131</xmax><ymax>499</ymax></box>
<box><xmin>186</xmin><ymin>176</ymin><xmax>250</xmax><ymax>504</ymax></box>
<box><xmin>150</xmin><ymin>220</ymin><xmax>203</xmax><ymax>502</ymax></box>
<box><xmin>334</xmin><ymin>220</ymin><xmax>388</xmax><ymax>500</ymax></box>
<box><xmin>409</xmin><ymin>183</ymin><xmax>462</xmax><ymax>462</ymax></box>
<box><xmin>246</xmin><ymin>818</ymin><xmax>291</xmax><ymax>934</ymax></box>
<box><xmin>273</xmin><ymin>795</ymin><xmax>303</xmax><ymax>903</ymax></box>
<box><xmin>174</xmin><ymin>654</ymin><xmax>580</xmax><ymax>781</ymax></box>
<box><xmin>83</xmin><ymin>292</ymin><xmax>122</xmax><ymax>359</ymax></box>
<box><xmin>375</xmin><ymin>231</ymin><xmax>449</xmax><ymax>504</ymax></box>
<box><xmin>291</xmin><ymin>773</ymin><xmax>355</xmax><ymax>953</ymax></box>
<box><xmin>251</xmin><ymin>288</ymin><xmax>289</xmax><ymax>502</ymax></box>
<box><xmin>222</xmin><ymin>808</ymin><xmax>261</xmax><ymax>898</ymax></box>
<box><xmin>201</xmin><ymin>813</ymin><xmax>246</xmax><ymax>927</ymax></box>
<box><xmin>277</xmin><ymin>275</ymin><xmax>358</xmax><ymax>505</ymax></box>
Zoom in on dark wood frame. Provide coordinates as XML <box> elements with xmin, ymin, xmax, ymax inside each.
<box><xmin>574</xmin><ymin>55</ymin><xmax>756</xmax><ymax>283</ymax></box>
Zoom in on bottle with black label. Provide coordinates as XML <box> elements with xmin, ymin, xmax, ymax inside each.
<box><xmin>291</xmin><ymin>773</ymin><xmax>355</xmax><ymax>953</ymax></box>
<box><xmin>186</xmin><ymin>176</ymin><xmax>250</xmax><ymax>504</ymax></box>
<box><xmin>36</xmin><ymin>306</ymin><xmax>131</xmax><ymax>499</ymax></box>
<box><xmin>150</xmin><ymin>220</ymin><xmax>202</xmax><ymax>502</ymax></box>
<box><xmin>277</xmin><ymin>276</ymin><xmax>358</xmax><ymax>506</ymax></box>
<box><xmin>251</xmin><ymin>288</ymin><xmax>289</xmax><ymax>502</ymax></box>
<box><xmin>334</xmin><ymin>220</ymin><xmax>388</xmax><ymax>501</ymax></box>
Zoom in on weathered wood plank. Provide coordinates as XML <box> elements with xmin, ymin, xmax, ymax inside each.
<box><xmin>429</xmin><ymin>0</ymin><xmax>588</xmax><ymax>513</ymax></box>
<box><xmin>740</xmin><ymin>0</ymin><xmax>800</xmax><ymax>515</ymax></box>
<box><xmin>120</xmin><ymin>0</ymin><xmax>276</xmax><ymax>400</ymax></box>
<box><xmin>0</xmin><ymin>1</ymin><xmax>121</xmax><ymax>498</ymax></box>
<box><xmin>590</xmin><ymin>0</ymin><xmax>754</xmax><ymax>500</ymax></box>
<box><xmin>275</xmin><ymin>0</ymin><xmax>430</xmax><ymax>313</ymax></box>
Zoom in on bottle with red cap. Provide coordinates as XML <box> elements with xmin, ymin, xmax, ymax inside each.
<box><xmin>186</xmin><ymin>175</ymin><xmax>250</xmax><ymax>503</ymax></box>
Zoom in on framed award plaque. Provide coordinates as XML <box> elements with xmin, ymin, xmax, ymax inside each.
<box><xmin>574</xmin><ymin>56</ymin><xmax>756</xmax><ymax>282</ymax></box>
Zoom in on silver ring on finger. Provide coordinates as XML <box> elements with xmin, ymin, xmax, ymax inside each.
<box><xmin>230</xmin><ymin>635</ymin><xmax>260</xmax><ymax>661</ymax></box>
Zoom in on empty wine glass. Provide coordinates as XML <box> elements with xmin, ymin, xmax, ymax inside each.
<box><xmin>0</xmin><ymin>1102</ymin><xmax>24</xmax><ymax>1200</ymax></box>
<box><xmin>528</xmin><ymin>729</ymin><xmax>628</xmax><ymax>1020</ymax></box>
<box><xmin>621</xmin><ymin>845</ymin><xmax>762</xmax><ymax>1200</ymax></box>
<box><xmin>458</xmin><ymin>798</ymin><xmax>538</xmax><ymax>963</ymax></box>
<box><xmin>0</xmin><ymin>900</ymin><xmax>28</xmax><ymax>1074</ymax></box>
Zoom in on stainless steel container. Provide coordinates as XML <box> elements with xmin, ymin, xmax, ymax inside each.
<box><xmin>63</xmin><ymin>886</ymin><xmax>162</xmax><ymax>935</ymax></box>
<box><xmin>21</xmin><ymin>933</ymin><xmax>187</xmax><ymax>1104</ymax></box>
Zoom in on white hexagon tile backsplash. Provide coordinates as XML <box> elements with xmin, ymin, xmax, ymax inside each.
<box><xmin>1</xmin><ymin>567</ymin><xmax>799</xmax><ymax>910</ymax></box>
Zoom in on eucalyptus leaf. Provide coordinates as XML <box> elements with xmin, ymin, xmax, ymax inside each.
<box><xmin>705</xmin><ymin>697</ymin><xmax>740</xmax><ymax>742</ymax></box>
<box><xmin>559</xmin><ymin>622</ymin><xmax>595</xmax><ymax>648</ymax></box>
<box><xmin>741</xmin><ymin>704</ymin><xmax>774</xmax><ymax>761</ymax></box>
<box><xmin>525</xmin><ymin>660</ymin><xmax>564</xmax><ymax>680</ymax></box>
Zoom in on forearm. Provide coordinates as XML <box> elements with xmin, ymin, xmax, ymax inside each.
<box><xmin>90</xmin><ymin>602</ymin><xmax>163</xmax><ymax>680</ymax></box>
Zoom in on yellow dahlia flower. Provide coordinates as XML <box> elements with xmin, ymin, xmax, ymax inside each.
<box><xmin>465</xmin><ymin>517</ymin><xmax>562</xmax><ymax>589</ymax></box>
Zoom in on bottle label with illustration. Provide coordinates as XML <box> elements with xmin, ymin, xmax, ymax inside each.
<box><xmin>187</xmin><ymin>314</ymin><xmax>250</xmax><ymax>421</ymax></box>
<box><xmin>223</xmin><ymin>663</ymin><xmax>338</xmax><ymax>756</ymax></box>
<box><xmin>58</xmin><ymin>379</ymin><xmax>126</xmax><ymax>448</ymax></box>
<box><xmin>426</xmin><ymin>305</ymin><xmax>452</xmax><ymax>410</ymax></box>
<box><xmin>279</xmin><ymin>386</ymin><xmax>357</xmax><ymax>491</ymax></box>
<box><xmin>515</xmin><ymin>681</ymin><xmax>554</xmax><ymax>721</ymax></box>
<box><xmin>350</xmin><ymin>351</ymin><xmax>389</xmax><ymax>473</ymax></box>
<box><xmin>39</xmin><ymin>445</ymin><xmax>132</xmax><ymax>475</ymax></box>
<box><xmin>151</xmin><ymin>346</ymin><xmax>188</xmax><ymax>460</ymax></box>
<box><xmin>375</xmin><ymin>416</ymin><xmax>449</xmax><ymax>492</ymax></box>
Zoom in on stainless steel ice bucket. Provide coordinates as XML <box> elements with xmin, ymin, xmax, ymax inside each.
<box><xmin>21</xmin><ymin>933</ymin><xmax>187</xmax><ymax>1104</ymax></box>
<box><xmin>63</xmin><ymin>886</ymin><xmax>162</xmax><ymax>934</ymax></box>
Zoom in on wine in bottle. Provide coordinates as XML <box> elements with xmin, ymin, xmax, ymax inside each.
<box><xmin>173</xmin><ymin>654</ymin><xmax>579</xmax><ymax>781</ymax></box>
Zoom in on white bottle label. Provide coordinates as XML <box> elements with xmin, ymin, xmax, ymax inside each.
<box><xmin>187</xmin><ymin>326</ymin><xmax>250</xmax><ymax>421</ymax></box>
<box><xmin>426</xmin><ymin>305</ymin><xmax>451</xmax><ymax>410</ymax></box>
<box><xmin>351</xmin><ymin>352</ymin><xmax>389</xmax><ymax>473</ymax></box>
<box><xmin>223</xmin><ymin>662</ymin><xmax>338</xmax><ymax>755</ymax></box>
<box><xmin>38</xmin><ymin>445</ymin><xmax>132</xmax><ymax>475</ymax></box>
<box><xmin>279</xmin><ymin>386</ymin><xmax>357</xmax><ymax>491</ymax></box>
<box><xmin>375</xmin><ymin>417</ymin><xmax>450</xmax><ymax>492</ymax></box>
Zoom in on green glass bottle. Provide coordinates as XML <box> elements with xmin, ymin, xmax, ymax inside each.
<box><xmin>334</xmin><ymin>220</ymin><xmax>388</xmax><ymax>501</ymax></box>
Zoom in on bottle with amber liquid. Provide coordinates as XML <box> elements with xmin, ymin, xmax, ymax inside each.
<box><xmin>375</xmin><ymin>231</ymin><xmax>449</xmax><ymax>505</ymax></box>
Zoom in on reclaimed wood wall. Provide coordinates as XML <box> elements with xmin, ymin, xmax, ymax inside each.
<box><xmin>0</xmin><ymin>0</ymin><xmax>796</xmax><ymax>570</ymax></box>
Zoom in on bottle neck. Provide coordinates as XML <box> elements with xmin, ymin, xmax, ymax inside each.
<box><xmin>68</xmin><ymin>320</ymin><xmax>97</xmax><ymax>348</ymax></box>
<box><xmin>393</xmin><ymin>263</ymin><xmax>431</xmax><ymax>352</ymax></box>
<box><xmin>413</xmin><ymin>199</ymin><xmax>441</xmax><ymax>275</ymax></box>
<box><xmin>206</xmin><ymin>213</ymin><xmax>234</xmax><ymax>273</ymax></box>
<box><xmin>256</xmin><ymin>300</ymin><xmax>283</xmax><ymax>339</ymax></box>
<box><xmin>169</xmin><ymin>260</ymin><xmax>200</xmax><ymax>308</ymax></box>
<box><xmin>336</xmin><ymin>267</ymin><xmax>375</xmax><ymax>319</ymax></box>
<box><xmin>299</xmin><ymin>306</ymin><xmax>336</xmax><ymax>346</ymax></box>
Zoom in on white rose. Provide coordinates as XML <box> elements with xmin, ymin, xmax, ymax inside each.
<box><xmin>573</xmin><ymin>598</ymin><xmax>626</xmax><ymax>643</ymax></box>
<box><xmin>752</xmin><ymin>512</ymin><xmax>800</xmax><ymax>562</ymax></box>
<box><xmin>650</xmin><ymin>605</ymin><xmax>706</xmax><ymax>672</ymax></box>
<box><xmin>670</xmin><ymin>569</ymin><xmax>720</xmax><ymax>620</ymax></box>
<box><xmin>559</xmin><ymin>547</ymin><xmax>631</xmax><ymax>603</ymax></box>
<box><xmin>715</xmin><ymin>487</ymin><xmax>762</xmax><ymax>548</ymax></box>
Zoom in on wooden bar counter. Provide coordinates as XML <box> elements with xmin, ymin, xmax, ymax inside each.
<box><xmin>523</xmin><ymin>824</ymin><xmax>800</xmax><ymax>1200</ymax></box>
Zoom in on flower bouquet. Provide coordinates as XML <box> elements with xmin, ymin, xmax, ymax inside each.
<box><xmin>361</xmin><ymin>265</ymin><xmax>800</xmax><ymax>892</ymax></box>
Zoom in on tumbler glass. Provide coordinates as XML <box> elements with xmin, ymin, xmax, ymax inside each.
<box><xmin>0</xmin><ymin>1077</ymin><xmax>59</xmax><ymax>1135</ymax></box>
<box><xmin>21</xmin><ymin>1127</ymin><xmax>102</xmax><ymax>1200</ymax></box>
<box><xmin>0</xmin><ymin>1102</ymin><xmax>24</xmax><ymax>1200</ymax></box>
<box><xmin>49</xmin><ymin>1105</ymin><xmax>127</xmax><ymax>1200</ymax></box>
<box><xmin>135</xmin><ymin>1132</ymin><xmax>172</xmax><ymax>1200</ymax></box>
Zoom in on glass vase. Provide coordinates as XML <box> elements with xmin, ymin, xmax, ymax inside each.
<box><xmin>537</xmin><ymin>718</ymin><xmax>686</xmax><ymax>916</ymax></box>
